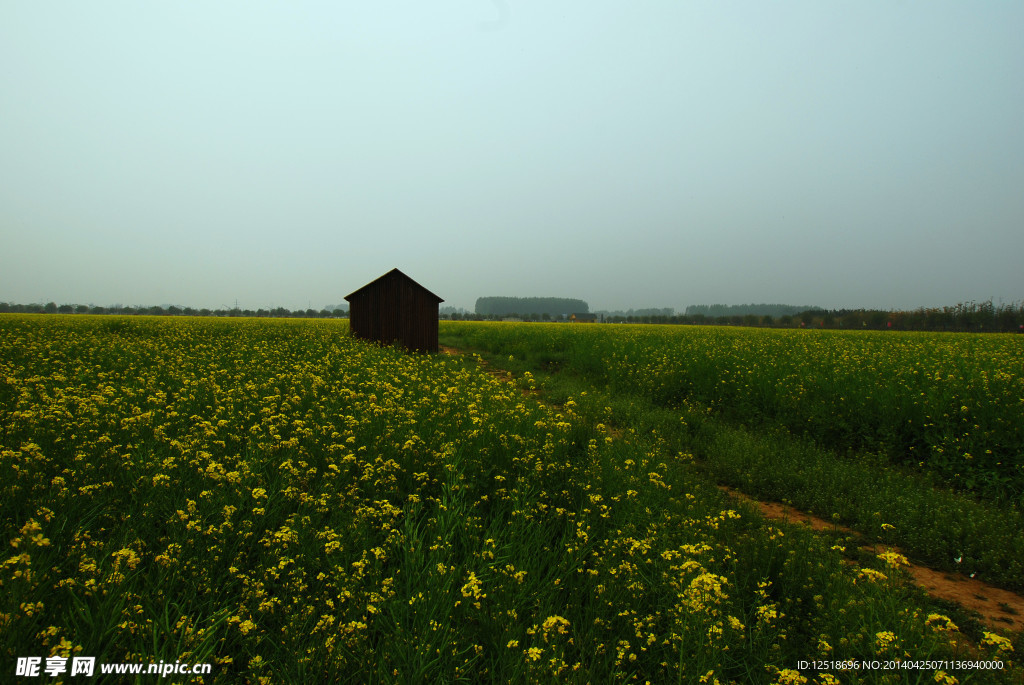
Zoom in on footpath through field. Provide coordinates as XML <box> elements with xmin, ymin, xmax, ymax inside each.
<box><xmin>717</xmin><ymin>486</ymin><xmax>1024</xmax><ymax>634</ymax></box>
<box><xmin>441</xmin><ymin>344</ymin><xmax>1024</xmax><ymax>635</ymax></box>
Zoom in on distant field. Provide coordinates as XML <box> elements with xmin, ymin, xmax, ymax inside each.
<box><xmin>440</xmin><ymin>321</ymin><xmax>1024</xmax><ymax>503</ymax></box>
<box><xmin>2</xmin><ymin>315</ymin><xmax>1020</xmax><ymax>683</ymax></box>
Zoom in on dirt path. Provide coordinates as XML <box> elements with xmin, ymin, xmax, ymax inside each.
<box><xmin>440</xmin><ymin>343</ymin><xmax>1024</xmax><ymax>633</ymax></box>
<box><xmin>718</xmin><ymin>486</ymin><xmax>1024</xmax><ymax>633</ymax></box>
<box><xmin>441</xmin><ymin>345</ymin><xmax>540</xmax><ymax>397</ymax></box>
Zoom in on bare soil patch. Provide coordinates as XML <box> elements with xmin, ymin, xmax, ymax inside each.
<box><xmin>719</xmin><ymin>485</ymin><xmax>1024</xmax><ymax>633</ymax></box>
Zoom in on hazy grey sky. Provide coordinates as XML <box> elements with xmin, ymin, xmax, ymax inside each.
<box><xmin>2</xmin><ymin>2</ymin><xmax>1022</xmax><ymax>312</ymax></box>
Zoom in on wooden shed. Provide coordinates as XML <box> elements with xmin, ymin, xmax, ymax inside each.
<box><xmin>344</xmin><ymin>268</ymin><xmax>444</xmax><ymax>353</ymax></box>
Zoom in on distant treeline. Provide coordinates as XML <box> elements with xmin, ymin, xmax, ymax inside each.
<box><xmin>600</xmin><ymin>300</ymin><xmax>1024</xmax><ymax>332</ymax></box>
<box><xmin>475</xmin><ymin>297</ymin><xmax>588</xmax><ymax>317</ymax></box>
<box><xmin>4</xmin><ymin>299</ymin><xmax>1022</xmax><ymax>332</ymax></box>
<box><xmin>685</xmin><ymin>303</ymin><xmax>817</xmax><ymax>318</ymax></box>
<box><xmin>0</xmin><ymin>302</ymin><xmax>347</xmax><ymax>319</ymax></box>
<box><xmin>595</xmin><ymin>307</ymin><xmax>675</xmax><ymax>319</ymax></box>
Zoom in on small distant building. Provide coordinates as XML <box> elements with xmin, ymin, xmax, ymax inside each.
<box><xmin>344</xmin><ymin>268</ymin><xmax>444</xmax><ymax>353</ymax></box>
<box><xmin>569</xmin><ymin>313</ymin><xmax>597</xmax><ymax>323</ymax></box>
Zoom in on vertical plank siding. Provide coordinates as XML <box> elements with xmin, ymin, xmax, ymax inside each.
<box><xmin>345</xmin><ymin>269</ymin><xmax>443</xmax><ymax>353</ymax></box>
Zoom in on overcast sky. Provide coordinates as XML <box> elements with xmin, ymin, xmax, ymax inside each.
<box><xmin>2</xmin><ymin>2</ymin><xmax>1022</xmax><ymax>312</ymax></box>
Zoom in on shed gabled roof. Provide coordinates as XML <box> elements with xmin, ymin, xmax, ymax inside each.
<box><xmin>344</xmin><ymin>268</ymin><xmax>444</xmax><ymax>303</ymax></box>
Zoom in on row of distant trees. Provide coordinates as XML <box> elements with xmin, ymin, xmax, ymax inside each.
<box><xmin>475</xmin><ymin>296</ymin><xmax>589</xmax><ymax>317</ymax></box>
<box><xmin>601</xmin><ymin>300</ymin><xmax>1024</xmax><ymax>332</ymax></box>
<box><xmin>455</xmin><ymin>300</ymin><xmax>1024</xmax><ymax>331</ymax></box>
<box><xmin>0</xmin><ymin>302</ymin><xmax>348</xmax><ymax>319</ymax></box>
<box><xmin>450</xmin><ymin>300</ymin><xmax>1024</xmax><ymax>331</ymax></box>
<box><xmin>685</xmin><ymin>303</ymin><xmax>816</xmax><ymax>318</ymax></box>
<box><xmin>3</xmin><ymin>299</ymin><xmax>1021</xmax><ymax>332</ymax></box>
<box><xmin>446</xmin><ymin>312</ymin><xmax>573</xmax><ymax>322</ymax></box>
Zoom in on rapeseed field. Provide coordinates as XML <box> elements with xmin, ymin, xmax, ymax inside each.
<box><xmin>1</xmin><ymin>315</ymin><xmax>1019</xmax><ymax>683</ymax></box>
<box><xmin>441</xmin><ymin>321</ymin><xmax>1024</xmax><ymax>595</ymax></box>
<box><xmin>441</xmin><ymin>322</ymin><xmax>1024</xmax><ymax>501</ymax></box>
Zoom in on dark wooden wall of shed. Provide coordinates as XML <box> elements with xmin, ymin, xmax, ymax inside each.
<box><xmin>348</xmin><ymin>275</ymin><xmax>439</xmax><ymax>353</ymax></box>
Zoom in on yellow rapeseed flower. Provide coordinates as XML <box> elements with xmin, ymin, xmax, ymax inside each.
<box><xmin>774</xmin><ymin>668</ymin><xmax>807</xmax><ymax>684</ymax></box>
<box><xmin>980</xmin><ymin>631</ymin><xmax>1014</xmax><ymax>653</ymax></box>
